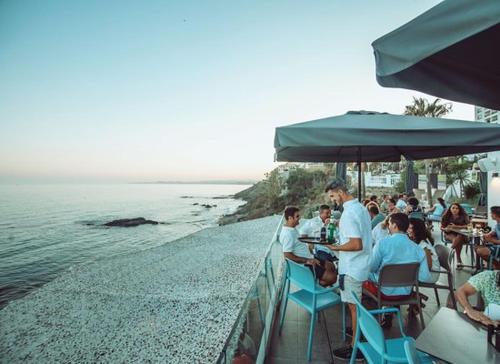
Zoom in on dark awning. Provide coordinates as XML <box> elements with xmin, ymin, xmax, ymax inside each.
<box><xmin>372</xmin><ymin>0</ymin><xmax>500</xmax><ymax>110</ymax></box>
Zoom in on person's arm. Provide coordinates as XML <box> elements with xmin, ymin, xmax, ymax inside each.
<box><xmin>283</xmin><ymin>252</ymin><xmax>319</xmax><ymax>266</ymax></box>
<box><xmin>327</xmin><ymin>237</ymin><xmax>362</xmax><ymax>252</ymax></box>
<box><xmin>455</xmin><ymin>282</ymin><xmax>496</xmax><ymax>326</ymax></box>
<box><xmin>369</xmin><ymin>240</ymin><xmax>383</xmax><ymax>273</ymax></box>
<box><xmin>423</xmin><ymin>248</ymin><xmax>433</xmax><ymax>270</ymax></box>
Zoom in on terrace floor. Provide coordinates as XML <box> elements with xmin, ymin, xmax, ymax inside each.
<box><xmin>265</xmin><ymin>224</ymin><xmax>482</xmax><ymax>364</ymax></box>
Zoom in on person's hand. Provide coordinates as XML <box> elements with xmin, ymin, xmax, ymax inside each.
<box><xmin>466</xmin><ymin>308</ymin><xmax>496</xmax><ymax>326</ymax></box>
<box><xmin>306</xmin><ymin>258</ymin><xmax>320</xmax><ymax>266</ymax></box>
<box><xmin>483</xmin><ymin>234</ymin><xmax>493</xmax><ymax>242</ymax></box>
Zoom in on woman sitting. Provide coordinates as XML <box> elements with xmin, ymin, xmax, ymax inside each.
<box><xmin>441</xmin><ymin>203</ymin><xmax>470</xmax><ymax>268</ymax></box>
<box><xmin>427</xmin><ymin>197</ymin><xmax>447</xmax><ymax>222</ymax></box>
<box><xmin>408</xmin><ymin>218</ymin><xmax>440</xmax><ymax>283</ymax></box>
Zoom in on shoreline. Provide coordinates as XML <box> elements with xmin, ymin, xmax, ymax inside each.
<box><xmin>0</xmin><ymin>215</ymin><xmax>281</xmax><ymax>363</ymax></box>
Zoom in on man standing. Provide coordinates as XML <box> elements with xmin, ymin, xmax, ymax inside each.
<box><xmin>324</xmin><ymin>179</ymin><xmax>372</xmax><ymax>361</ymax></box>
<box><xmin>280</xmin><ymin>206</ymin><xmax>337</xmax><ymax>287</ymax></box>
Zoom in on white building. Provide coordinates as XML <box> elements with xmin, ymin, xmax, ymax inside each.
<box><xmin>475</xmin><ymin>106</ymin><xmax>500</xmax><ymax>226</ymax></box>
<box><xmin>475</xmin><ymin>106</ymin><xmax>499</xmax><ymax>124</ymax></box>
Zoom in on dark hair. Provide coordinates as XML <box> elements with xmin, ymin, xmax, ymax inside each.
<box><xmin>370</xmin><ymin>195</ymin><xmax>377</xmax><ymax>202</ymax></box>
<box><xmin>324</xmin><ymin>178</ymin><xmax>348</xmax><ymax>193</ymax></box>
<box><xmin>363</xmin><ymin>199</ymin><xmax>371</xmax><ymax>206</ymax></box>
<box><xmin>407</xmin><ymin>197</ymin><xmax>419</xmax><ymax>207</ymax></box>
<box><xmin>368</xmin><ymin>204</ymin><xmax>379</xmax><ymax>215</ymax></box>
<box><xmin>319</xmin><ymin>204</ymin><xmax>331</xmax><ymax>212</ymax></box>
<box><xmin>388</xmin><ymin>198</ymin><xmax>396</xmax><ymax>205</ymax></box>
<box><xmin>437</xmin><ymin>197</ymin><xmax>446</xmax><ymax>208</ymax></box>
<box><xmin>441</xmin><ymin>203</ymin><xmax>467</xmax><ymax>225</ymax></box>
<box><xmin>409</xmin><ymin>218</ymin><xmax>434</xmax><ymax>245</ymax></box>
<box><xmin>491</xmin><ymin>206</ymin><xmax>500</xmax><ymax>216</ymax></box>
<box><xmin>284</xmin><ymin>206</ymin><xmax>299</xmax><ymax>220</ymax></box>
<box><xmin>389</xmin><ymin>213</ymin><xmax>409</xmax><ymax>232</ymax></box>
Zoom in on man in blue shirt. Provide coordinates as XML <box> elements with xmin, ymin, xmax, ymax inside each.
<box><xmin>365</xmin><ymin>213</ymin><xmax>431</xmax><ymax>297</ymax></box>
<box><xmin>476</xmin><ymin>206</ymin><xmax>500</xmax><ymax>269</ymax></box>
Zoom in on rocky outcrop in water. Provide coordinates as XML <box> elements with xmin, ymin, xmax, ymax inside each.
<box><xmin>104</xmin><ymin>218</ymin><xmax>158</xmax><ymax>227</ymax></box>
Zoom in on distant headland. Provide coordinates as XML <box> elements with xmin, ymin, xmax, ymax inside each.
<box><xmin>132</xmin><ymin>180</ymin><xmax>256</xmax><ymax>185</ymax></box>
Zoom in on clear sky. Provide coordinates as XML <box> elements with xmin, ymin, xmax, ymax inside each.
<box><xmin>0</xmin><ymin>0</ymin><xmax>473</xmax><ymax>183</ymax></box>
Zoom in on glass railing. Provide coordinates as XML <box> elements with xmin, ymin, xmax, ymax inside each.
<box><xmin>217</xmin><ymin>216</ymin><xmax>285</xmax><ymax>364</ymax></box>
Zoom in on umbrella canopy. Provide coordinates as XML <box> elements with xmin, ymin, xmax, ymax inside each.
<box><xmin>372</xmin><ymin>0</ymin><xmax>500</xmax><ymax>110</ymax></box>
<box><xmin>274</xmin><ymin>111</ymin><xmax>500</xmax><ymax>163</ymax></box>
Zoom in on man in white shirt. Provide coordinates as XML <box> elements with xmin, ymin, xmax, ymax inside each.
<box><xmin>395</xmin><ymin>193</ymin><xmax>408</xmax><ymax>211</ymax></box>
<box><xmin>280</xmin><ymin>206</ymin><xmax>337</xmax><ymax>287</ymax></box>
<box><xmin>324</xmin><ymin>179</ymin><xmax>372</xmax><ymax>361</ymax></box>
<box><xmin>300</xmin><ymin>204</ymin><xmax>336</xmax><ymax>263</ymax></box>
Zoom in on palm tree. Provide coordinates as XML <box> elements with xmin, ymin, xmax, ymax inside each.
<box><xmin>404</xmin><ymin>97</ymin><xmax>452</xmax><ymax>204</ymax></box>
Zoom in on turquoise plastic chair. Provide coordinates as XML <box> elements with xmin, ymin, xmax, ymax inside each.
<box><xmin>404</xmin><ymin>338</ymin><xmax>421</xmax><ymax>364</ymax></box>
<box><xmin>350</xmin><ymin>293</ymin><xmax>433</xmax><ymax>364</ymax></box>
<box><xmin>460</xmin><ymin>203</ymin><xmax>473</xmax><ymax>216</ymax></box>
<box><xmin>279</xmin><ymin>259</ymin><xmax>344</xmax><ymax>361</ymax></box>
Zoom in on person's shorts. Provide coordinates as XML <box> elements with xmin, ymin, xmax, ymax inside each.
<box><xmin>339</xmin><ymin>275</ymin><xmax>362</xmax><ymax>304</ymax></box>
<box><xmin>307</xmin><ymin>263</ymin><xmax>326</xmax><ymax>280</ymax></box>
<box><xmin>315</xmin><ymin>250</ymin><xmax>336</xmax><ymax>264</ymax></box>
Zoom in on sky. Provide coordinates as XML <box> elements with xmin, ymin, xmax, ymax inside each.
<box><xmin>0</xmin><ymin>0</ymin><xmax>474</xmax><ymax>183</ymax></box>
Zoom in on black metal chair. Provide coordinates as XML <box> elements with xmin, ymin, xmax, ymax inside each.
<box><xmin>420</xmin><ymin>244</ymin><xmax>457</xmax><ymax>310</ymax></box>
<box><xmin>363</xmin><ymin>262</ymin><xmax>425</xmax><ymax>328</ymax></box>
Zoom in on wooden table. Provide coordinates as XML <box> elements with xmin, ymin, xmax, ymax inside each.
<box><xmin>416</xmin><ymin>307</ymin><xmax>499</xmax><ymax>364</ymax></box>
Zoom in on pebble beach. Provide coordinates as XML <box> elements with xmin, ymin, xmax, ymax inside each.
<box><xmin>0</xmin><ymin>215</ymin><xmax>281</xmax><ymax>363</ymax></box>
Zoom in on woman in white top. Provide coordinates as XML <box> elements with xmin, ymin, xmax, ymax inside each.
<box><xmin>408</xmin><ymin>218</ymin><xmax>440</xmax><ymax>283</ymax></box>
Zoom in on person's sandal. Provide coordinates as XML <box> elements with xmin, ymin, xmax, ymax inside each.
<box><xmin>456</xmin><ymin>262</ymin><xmax>464</xmax><ymax>270</ymax></box>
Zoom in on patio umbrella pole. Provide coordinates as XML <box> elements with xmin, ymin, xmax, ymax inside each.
<box><xmin>357</xmin><ymin>148</ymin><xmax>362</xmax><ymax>201</ymax></box>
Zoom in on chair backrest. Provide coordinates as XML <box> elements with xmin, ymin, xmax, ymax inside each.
<box><xmin>285</xmin><ymin>259</ymin><xmax>316</xmax><ymax>292</ymax></box>
<box><xmin>352</xmin><ymin>293</ymin><xmax>387</xmax><ymax>356</ymax></box>
<box><xmin>404</xmin><ymin>338</ymin><xmax>421</xmax><ymax>364</ymax></box>
<box><xmin>460</xmin><ymin>203</ymin><xmax>473</xmax><ymax>216</ymax></box>
<box><xmin>434</xmin><ymin>244</ymin><xmax>452</xmax><ymax>272</ymax></box>
<box><xmin>379</xmin><ymin>263</ymin><xmax>420</xmax><ymax>287</ymax></box>
<box><xmin>409</xmin><ymin>211</ymin><xmax>425</xmax><ymax>221</ymax></box>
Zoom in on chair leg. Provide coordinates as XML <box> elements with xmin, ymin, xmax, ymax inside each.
<box><xmin>448</xmin><ymin>274</ymin><xmax>458</xmax><ymax>310</ymax></box>
<box><xmin>417</xmin><ymin>299</ymin><xmax>425</xmax><ymax>329</ymax></box>
<box><xmin>278</xmin><ymin>281</ymin><xmax>290</xmax><ymax>335</ymax></box>
<box><xmin>434</xmin><ymin>287</ymin><xmax>440</xmax><ymax>307</ymax></box>
<box><xmin>307</xmin><ymin>312</ymin><xmax>317</xmax><ymax>361</ymax></box>
<box><xmin>320</xmin><ymin>311</ymin><xmax>334</xmax><ymax>363</ymax></box>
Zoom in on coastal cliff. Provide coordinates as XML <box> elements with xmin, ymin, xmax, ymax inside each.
<box><xmin>219</xmin><ymin>166</ymin><xmax>334</xmax><ymax>225</ymax></box>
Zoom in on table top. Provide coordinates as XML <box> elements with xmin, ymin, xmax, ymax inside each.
<box><xmin>447</xmin><ymin>227</ymin><xmax>483</xmax><ymax>239</ymax></box>
<box><xmin>298</xmin><ymin>237</ymin><xmax>334</xmax><ymax>245</ymax></box>
<box><xmin>416</xmin><ymin>307</ymin><xmax>499</xmax><ymax>364</ymax></box>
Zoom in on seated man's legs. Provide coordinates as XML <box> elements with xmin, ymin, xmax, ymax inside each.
<box><xmin>308</xmin><ymin>262</ymin><xmax>337</xmax><ymax>286</ymax></box>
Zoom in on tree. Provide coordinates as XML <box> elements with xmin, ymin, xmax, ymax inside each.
<box><xmin>404</xmin><ymin>97</ymin><xmax>452</xmax><ymax>204</ymax></box>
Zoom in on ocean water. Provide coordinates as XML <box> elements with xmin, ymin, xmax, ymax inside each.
<box><xmin>0</xmin><ymin>183</ymin><xmax>249</xmax><ymax>309</ymax></box>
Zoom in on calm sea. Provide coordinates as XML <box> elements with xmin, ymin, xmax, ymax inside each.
<box><xmin>0</xmin><ymin>183</ymin><xmax>249</xmax><ymax>309</ymax></box>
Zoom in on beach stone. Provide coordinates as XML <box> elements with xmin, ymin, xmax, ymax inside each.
<box><xmin>104</xmin><ymin>217</ymin><xmax>159</xmax><ymax>227</ymax></box>
<box><xmin>0</xmin><ymin>215</ymin><xmax>281</xmax><ymax>363</ymax></box>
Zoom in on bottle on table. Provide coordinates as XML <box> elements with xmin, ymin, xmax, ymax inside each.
<box><xmin>320</xmin><ymin>226</ymin><xmax>327</xmax><ymax>241</ymax></box>
<box><xmin>327</xmin><ymin>218</ymin><xmax>336</xmax><ymax>243</ymax></box>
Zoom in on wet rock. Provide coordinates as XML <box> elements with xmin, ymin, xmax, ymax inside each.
<box><xmin>104</xmin><ymin>218</ymin><xmax>159</xmax><ymax>227</ymax></box>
